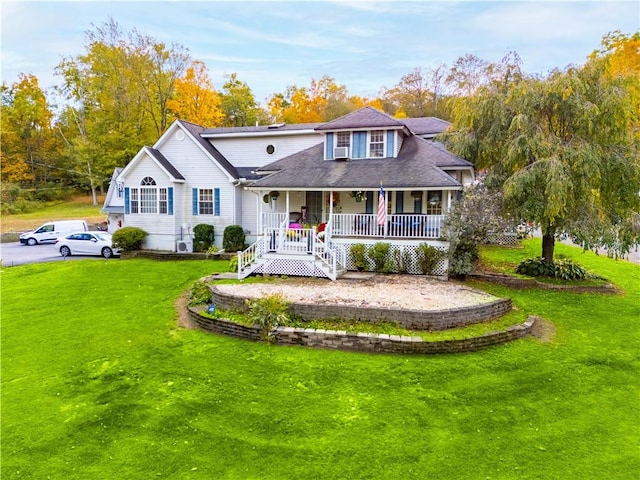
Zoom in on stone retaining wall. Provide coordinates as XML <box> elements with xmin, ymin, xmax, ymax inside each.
<box><xmin>189</xmin><ymin>307</ymin><xmax>538</xmax><ymax>354</ymax></box>
<box><xmin>209</xmin><ymin>285</ymin><xmax>512</xmax><ymax>331</ymax></box>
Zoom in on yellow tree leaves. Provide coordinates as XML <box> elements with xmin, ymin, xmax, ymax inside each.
<box><xmin>167</xmin><ymin>61</ymin><xmax>224</xmax><ymax>126</ymax></box>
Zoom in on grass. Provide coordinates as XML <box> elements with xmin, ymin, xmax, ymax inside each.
<box><xmin>2</xmin><ymin>239</ymin><xmax>639</xmax><ymax>479</ymax></box>
<box><xmin>1</xmin><ymin>195</ymin><xmax>106</xmax><ymax>236</ymax></box>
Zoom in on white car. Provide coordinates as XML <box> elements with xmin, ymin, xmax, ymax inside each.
<box><xmin>55</xmin><ymin>231</ymin><xmax>121</xmax><ymax>258</ymax></box>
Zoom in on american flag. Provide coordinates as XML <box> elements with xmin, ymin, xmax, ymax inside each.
<box><xmin>377</xmin><ymin>185</ymin><xmax>386</xmax><ymax>226</ymax></box>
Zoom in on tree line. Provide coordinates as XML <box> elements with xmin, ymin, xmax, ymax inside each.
<box><xmin>1</xmin><ymin>20</ymin><xmax>638</xmax><ymax>259</ymax></box>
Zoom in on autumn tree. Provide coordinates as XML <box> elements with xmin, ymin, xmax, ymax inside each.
<box><xmin>379</xmin><ymin>65</ymin><xmax>454</xmax><ymax>119</ymax></box>
<box><xmin>167</xmin><ymin>60</ymin><xmax>224</xmax><ymax>126</ymax></box>
<box><xmin>0</xmin><ymin>74</ymin><xmax>57</xmax><ymax>186</ymax></box>
<box><xmin>443</xmin><ymin>45</ymin><xmax>640</xmax><ymax>261</ymax></box>
<box><xmin>55</xmin><ymin>18</ymin><xmax>191</xmax><ymax>204</ymax></box>
<box><xmin>219</xmin><ymin>73</ymin><xmax>267</xmax><ymax>127</ymax></box>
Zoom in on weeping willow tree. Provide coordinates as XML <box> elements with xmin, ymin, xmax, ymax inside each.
<box><xmin>443</xmin><ymin>40</ymin><xmax>640</xmax><ymax>261</ymax></box>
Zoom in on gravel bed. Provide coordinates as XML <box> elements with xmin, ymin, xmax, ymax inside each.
<box><xmin>215</xmin><ymin>275</ymin><xmax>499</xmax><ymax>310</ymax></box>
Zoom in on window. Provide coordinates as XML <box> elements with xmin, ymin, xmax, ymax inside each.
<box><xmin>199</xmin><ymin>189</ymin><xmax>214</xmax><ymax>215</ymax></box>
<box><xmin>140</xmin><ymin>177</ymin><xmax>158</xmax><ymax>214</ymax></box>
<box><xmin>130</xmin><ymin>188</ymin><xmax>139</xmax><ymax>214</ymax></box>
<box><xmin>426</xmin><ymin>191</ymin><xmax>442</xmax><ymax>215</ymax></box>
<box><xmin>128</xmin><ymin>177</ymin><xmax>170</xmax><ymax>215</ymax></box>
<box><xmin>370</xmin><ymin>130</ymin><xmax>384</xmax><ymax>157</ymax></box>
<box><xmin>159</xmin><ymin>188</ymin><xmax>168</xmax><ymax>214</ymax></box>
<box><xmin>337</xmin><ymin>132</ymin><xmax>350</xmax><ymax>149</ymax></box>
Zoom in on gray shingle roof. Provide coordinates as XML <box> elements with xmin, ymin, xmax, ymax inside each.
<box><xmin>251</xmin><ymin>136</ymin><xmax>471</xmax><ymax>190</ymax></box>
<box><xmin>315</xmin><ymin>106</ymin><xmax>406</xmax><ymax>131</ymax></box>
<box><xmin>201</xmin><ymin>122</ymin><xmax>322</xmax><ymax>135</ymax></box>
<box><xmin>145</xmin><ymin>147</ymin><xmax>185</xmax><ymax>180</ymax></box>
<box><xmin>401</xmin><ymin>117</ymin><xmax>451</xmax><ymax>136</ymax></box>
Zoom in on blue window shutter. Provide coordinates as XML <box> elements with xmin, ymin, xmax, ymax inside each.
<box><xmin>214</xmin><ymin>188</ymin><xmax>220</xmax><ymax>216</ymax></box>
<box><xmin>365</xmin><ymin>191</ymin><xmax>373</xmax><ymax>214</ymax></box>
<box><xmin>325</xmin><ymin>133</ymin><xmax>334</xmax><ymax>159</ymax></box>
<box><xmin>353</xmin><ymin>132</ymin><xmax>366</xmax><ymax>158</ymax></box>
<box><xmin>396</xmin><ymin>191</ymin><xmax>404</xmax><ymax>213</ymax></box>
<box><xmin>168</xmin><ymin>187</ymin><xmax>174</xmax><ymax>215</ymax></box>
<box><xmin>386</xmin><ymin>130</ymin><xmax>395</xmax><ymax>157</ymax></box>
<box><xmin>124</xmin><ymin>187</ymin><xmax>130</xmax><ymax>214</ymax></box>
<box><xmin>192</xmin><ymin>188</ymin><xmax>198</xmax><ymax>215</ymax></box>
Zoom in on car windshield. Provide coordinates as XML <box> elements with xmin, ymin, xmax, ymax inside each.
<box><xmin>94</xmin><ymin>233</ymin><xmax>112</xmax><ymax>242</ymax></box>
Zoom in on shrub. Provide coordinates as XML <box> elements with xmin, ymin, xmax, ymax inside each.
<box><xmin>350</xmin><ymin>243</ymin><xmax>367</xmax><ymax>271</ymax></box>
<box><xmin>111</xmin><ymin>227</ymin><xmax>147</xmax><ymax>251</ymax></box>
<box><xmin>223</xmin><ymin>225</ymin><xmax>246</xmax><ymax>252</ymax></box>
<box><xmin>554</xmin><ymin>258</ymin><xmax>587</xmax><ymax>280</ymax></box>
<box><xmin>516</xmin><ymin>257</ymin><xmax>556</xmax><ymax>277</ymax></box>
<box><xmin>193</xmin><ymin>224</ymin><xmax>215</xmax><ymax>252</ymax></box>
<box><xmin>228</xmin><ymin>255</ymin><xmax>239</xmax><ymax>272</ymax></box>
<box><xmin>246</xmin><ymin>293</ymin><xmax>291</xmax><ymax>342</ymax></box>
<box><xmin>515</xmin><ymin>256</ymin><xmax>588</xmax><ymax>280</ymax></box>
<box><xmin>416</xmin><ymin>243</ymin><xmax>446</xmax><ymax>275</ymax></box>
<box><xmin>392</xmin><ymin>247</ymin><xmax>412</xmax><ymax>274</ymax></box>
<box><xmin>188</xmin><ymin>280</ymin><xmax>212</xmax><ymax>306</ymax></box>
<box><xmin>367</xmin><ymin>242</ymin><xmax>393</xmax><ymax>273</ymax></box>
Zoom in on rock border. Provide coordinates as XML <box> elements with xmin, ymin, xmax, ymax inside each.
<box><xmin>188</xmin><ymin>306</ymin><xmax>539</xmax><ymax>354</ymax></box>
<box><xmin>209</xmin><ymin>285</ymin><xmax>512</xmax><ymax>331</ymax></box>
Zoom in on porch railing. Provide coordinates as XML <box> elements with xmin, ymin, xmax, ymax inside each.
<box><xmin>331</xmin><ymin>213</ymin><xmax>444</xmax><ymax>239</ymax></box>
<box><xmin>262</xmin><ymin>212</ymin><xmax>288</xmax><ymax>230</ymax></box>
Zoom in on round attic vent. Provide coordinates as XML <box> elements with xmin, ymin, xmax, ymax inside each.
<box><xmin>266</xmin><ymin>144</ymin><xmax>275</xmax><ymax>154</ymax></box>
<box><xmin>175</xmin><ymin>130</ymin><xmax>185</xmax><ymax>141</ymax></box>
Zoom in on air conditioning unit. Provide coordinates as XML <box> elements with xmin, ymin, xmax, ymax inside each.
<box><xmin>334</xmin><ymin>146</ymin><xmax>349</xmax><ymax>159</ymax></box>
<box><xmin>176</xmin><ymin>240</ymin><xmax>193</xmax><ymax>253</ymax></box>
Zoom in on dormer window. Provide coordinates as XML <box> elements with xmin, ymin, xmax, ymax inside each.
<box><xmin>337</xmin><ymin>132</ymin><xmax>350</xmax><ymax>150</ymax></box>
<box><xmin>369</xmin><ymin>130</ymin><xmax>384</xmax><ymax>157</ymax></box>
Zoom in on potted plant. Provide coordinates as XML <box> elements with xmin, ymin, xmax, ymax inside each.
<box><xmin>350</xmin><ymin>191</ymin><xmax>367</xmax><ymax>202</ymax></box>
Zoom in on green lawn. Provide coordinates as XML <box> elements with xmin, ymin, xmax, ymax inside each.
<box><xmin>2</xmin><ymin>240</ymin><xmax>639</xmax><ymax>479</ymax></box>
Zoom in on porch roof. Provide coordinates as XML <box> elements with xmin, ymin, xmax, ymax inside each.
<box><xmin>250</xmin><ymin>136</ymin><xmax>471</xmax><ymax>190</ymax></box>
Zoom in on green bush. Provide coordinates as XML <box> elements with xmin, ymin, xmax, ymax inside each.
<box><xmin>367</xmin><ymin>242</ymin><xmax>393</xmax><ymax>273</ymax></box>
<box><xmin>350</xmin><ymin>243</ymin><xmax>367</xmax><ymax>271</ymax></box>
<box><xmin>554</xmin><ymin>258</ymin><xmax>587</xmax><ymax>280</ymax></box>
<box><xmin>193</xmin><ymin>223</ymin><xmax>215</xmax><ymax>252</ymax></box>
<box><xmin>188</xmin><ymin>280</ymin><xmax>212</xmax><ymax>306</ymax></box>
<box><xmin>228</xmin><ymin>255</ymin><xmax>239</xmax><ymax>272</ymax></box>
<box><xmin>111</xmin><ymin>227</ymin><xmax>147</xmax><ymax>251</ymax></box>
<box><xmin>447</xmin><ymin>233</ymin><xmax>479</xmax><ymax>278</ymax></box>
<box><xmin>392</xmin><ymin>247</ymin><xmax>412</xmax><ymax>274</ymax></box>
<box><xmin>516</xmin><ymin>257</ymin><xmax>556</xmax><ymax>277</ymax></box>
<box><xmin>515</xmin><ymin>256</ymin><xmax>588</xmax><ymax>280</ymax></box>
<box><xmin>223</xmin><ymin>225</ymin><xmax>246</xmax><ymax>252</ymax></box>
<box><xmin>246</xmin><ymin>293</ymin><xmax>291</xmax><ymax>342</ymax></box>
<box><xmin>416</xmin><ymin>243</ymin><xmax>446</xmax><ymax>275</ymax></box>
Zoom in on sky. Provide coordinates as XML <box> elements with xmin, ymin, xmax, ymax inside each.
<box><xmin>1</xmin><ymin>0</ymin><xmax>639</xmax><ymax>107</ymax></box>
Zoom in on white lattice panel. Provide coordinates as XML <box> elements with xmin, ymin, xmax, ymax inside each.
<box><xmin>253</xmin><ymin>258</ymin><xmax>330</xmax><ymax>279</ymax></box>
<box><xmin>487</xmin><ymin>232</ymin><xmax>518</xmax><ymax>246</ymax></box>
<box><xmin>340</xmin><ymin>241</ymin><xmax>448</xmax><ymax>276</ymax></box>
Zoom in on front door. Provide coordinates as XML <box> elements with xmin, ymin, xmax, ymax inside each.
<box><xmin>305</xmin><ymin>191</ymin><xmax>323</xmax><ymax>224</ymax></box>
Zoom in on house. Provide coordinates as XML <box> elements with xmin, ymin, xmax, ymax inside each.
<box><xmin>103</xmin><ymin>107</ymin><xmax>474</xmax><ymax>278</ymax></box>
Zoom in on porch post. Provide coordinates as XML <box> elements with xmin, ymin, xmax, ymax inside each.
<box><xmin>258</xmin><ymin>190</ymin><xmax>263</xmax><ymax>234</ymax></box>
<box><xmin>286</xmin><ymin>191</ymin><xmax>290</xmax><ymax>222</ymax></box>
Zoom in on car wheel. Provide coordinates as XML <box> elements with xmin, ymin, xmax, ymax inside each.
<box><xmin>27</xmin><ymin>238</ymin><xmax>37</xmax><ymax>246</ymax></box>
<box><xmin>102</xmin><ymin>247</ymin><xmax>113</xmax><ymax>259</ymax></box>
<box><xmin>60</xmin><ymin>246</ymin><xmax>71</xmax><ymax>257</ymax></box>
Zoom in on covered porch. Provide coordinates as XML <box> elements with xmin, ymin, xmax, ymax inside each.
<box><xmin>257</xmin><ymin>188</ymin><xmax>455</xmax><ymax>241</ymax></box>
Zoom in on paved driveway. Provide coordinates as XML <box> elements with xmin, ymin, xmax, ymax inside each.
<box><xmin>0</xmin><ymin>242</ymin><xmax>119</xmax><ymax>267</ymax></box>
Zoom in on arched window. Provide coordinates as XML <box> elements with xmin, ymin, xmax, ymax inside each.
<box><xmin>130</xmin><ymin>176</ymin><xmax>168</xmax><ymax>214</ymax></box>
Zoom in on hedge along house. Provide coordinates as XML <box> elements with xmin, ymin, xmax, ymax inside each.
<box><xmin>104</xmin><ymin>107</ymin><xmax>474</xmax><ymax>278</ymax></box>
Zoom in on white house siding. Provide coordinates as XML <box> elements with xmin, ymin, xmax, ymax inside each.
<box><xmin>210</xmin><ymin>133</ymin><xmax>322</xmax><ymax>168</ymax></box>
<box><xmin>239</xmin><ymin>188</ymin><xmax>261</xmax><ymax>244</ymax></box>
<box><xmin>120</xmin><ymin>154</ymin><xmax>178</xmax><ymax>250</ymax></box>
